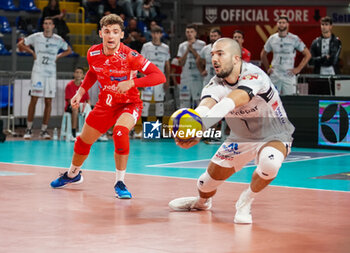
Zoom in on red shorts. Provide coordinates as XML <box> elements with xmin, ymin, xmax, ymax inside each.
<box><xmin>86</xmin><ymin>100</ymin><xmax>142</xmax><ymax>134</ymax></box>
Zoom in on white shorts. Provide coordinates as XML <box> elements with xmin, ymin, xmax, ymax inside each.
<box><xmin>30</xmin><ymin>73</ymin><xmax>56</xmax><ymax>98</ymax></box>
<box><xmin>270</xmin><ymin>72</ymin><xmax>296</xmax><ymax>95</ymax></box>
<box><xmin>141</xmin><ymin>84</ymin><xmax>165</xmax><ymax>102</ymax></box>
<box><xmin>179</xmin><ymin>79</ymin><xmax>202</xmax><ymax>101</ymax></box>
<box><xmin>211</xmin><ymin>136</ymin><xmax>292</xmax><ymax>171</ymax></box>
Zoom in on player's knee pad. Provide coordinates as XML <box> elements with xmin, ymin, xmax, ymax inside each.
<box><xmin>197</xmin><ymin>171</ymin><xmax>224</xmax><ymax>193</ymax></box>
<box><xmin>113</xmin><ymin>125</ymin><xmax>130</xmax><ymax>155</ymax></box>
<box><xmin>256</xmin><ymin>146</ymin><xmax>285</xmax><ymax>180</ymax></box>
<box><xmin>141</xmin><ymin>102</ymin><xmax>150</xmax><ymax>117</ymax></box>
<box><xmin>155</xmin><ymin>102</ymin><xmax>164</xmax><ymax>116</ymax></box>
<box><xmin>74</xmin><ymin>136</ymin><xmax>92</xmax><ymax>155</ymax></box>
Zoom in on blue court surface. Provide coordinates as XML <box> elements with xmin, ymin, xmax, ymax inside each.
<box><xmin>1</xmin><ymin>139</ymin><xmax>350</xmax><ymax>192</ymax></box>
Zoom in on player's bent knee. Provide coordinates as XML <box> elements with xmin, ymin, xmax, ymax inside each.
<box><xmin>113</xmin><ymin>125</ymin><xmax>130</xmax><ymax>155</ymax></box>
<box><xmin>74</xmin><ymin>136</ymin><xmax>92</xmax><ymax>155</ymax></box>
<box><xmin>197</xmin><ymin>171</ymin><xmax>224</xmax><ymax>193</ymax></box>
<box><xmin>256</xmin><ymin>146</ymin><xmax>284</xmax><ymax>180</ymax></box>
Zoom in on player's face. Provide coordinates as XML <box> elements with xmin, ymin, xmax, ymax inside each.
<box><xmin>277</xmin><ymin>19</ymin><xmax>289</xmax><ymax>32</ymax></box>
<box><xmin>74</xmin><ymin>69</ymin><xmax>84</xmax><ymax>81</ymax></box>
<box><xmin>43</xmin><ymin>20</ymin><xmax>55</xmax><ymax>33</ymax></box>
<box><xmin>99</xmin><ymin>24</ymin><xmax>124</xmax><ymax>53</ymax></box>
<box><xmin>321</xmin><ymin>22</ymin><xmax>332</xmax><ymax>34</ymax></box>
<box><xmin>209</xmin><ymin>32</ymin><xmax>221</xmax><ymax>44</ymax></box>
<box><xmin>185</xmin><ymin>28</ymin><xmax>197</xmax><ymax>41</ymax></box>
<box><xmin>151</xmin><ymin>31</ymin><xmax>162</xmax><ymax>42</ymax></box>
<box><xmin>211</xmin><ymin>43</ymin><xmax>234</xmax><ymax>78</ymax></box>
<box><xmin>233</xmin><ymin>33</ymin><xmax>244</xmax><ymax>47</ymax></box>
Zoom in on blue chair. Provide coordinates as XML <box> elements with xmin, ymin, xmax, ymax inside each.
<box><xmin>0</xmin><ymin>0</ymin><xmax>19</xmax><ymax>11</ymax></box>
<box><xmin>0</xmin><ymin>85</ymin><xmax>13</xmax><ymax>108</ymax></box>
<box><xmin>0</xmin><ymin>16</ymin><xmax>12</xmax><ymax>34</ymax></box>
<box><xmin>0</xmin><ymin>39</ymin><xmax>11</xmax><ymax>55</ymax></box>
<box><xmin>19</xmin><ymin>0</ymin><xmax>40</xmax><ymax>12</ymax></box>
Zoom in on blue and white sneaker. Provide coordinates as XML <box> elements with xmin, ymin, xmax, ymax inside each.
<box><xmin>50</xmin><ymin>171</ymin><xmax>83</xmax><ymax>188</ymax></box>
<box><xmin>114</xmin><ymin>181</ymin><xmax>132</xmax><ymax>199</ymax></box>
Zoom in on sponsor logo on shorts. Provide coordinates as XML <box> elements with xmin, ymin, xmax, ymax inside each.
<box><xmin>106</xmin><ymin>94</ymin><xmax>113</xmax><ymax>106</ymax></box>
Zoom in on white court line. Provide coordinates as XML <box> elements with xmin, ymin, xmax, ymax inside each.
<box><xmin>0</xmin><ymin>162</ymin><xmax>349</xmax><ymax>193</ymax></box>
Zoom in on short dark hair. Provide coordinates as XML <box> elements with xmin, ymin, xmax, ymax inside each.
<box><xmin>75</xmin><ymin>66</ymin><xmax>84</xmax><ymax>73</ymax></box>
<box><xmin>44</xmin><ymin>17</ymin><xmax>54</xmax><ymax>22</ymax></box>
<box><xmin>151</xmin><ymin>25</ymin><xmax>162</xmax><ymax>33</ymax></box>
<box><xmin>278</xmin><ymin>15</ymin><xmax>289</xmax><ymax>22</ymax></box>
<box><xmin>233</xmin><ymin>30</ymin><xmax>244</xmax><ymax>38</ymax></box>
<box><xmin>210</xmin><ymin>28</ymin><xmax>221</xmax><ymax>35</ymax></box>
<box><xmin>321</xmin><ymin>16</ymin><xmax>333</xmax><ymax>25</ymax></box>
<box><xmin>186</xmin><ymin>24</ymin><xmax>198</xmax><ymax>32</ymax></box>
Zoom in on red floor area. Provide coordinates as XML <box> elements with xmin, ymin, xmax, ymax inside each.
<box><xmin>0</xmin><ymin>163</ymin><xmax>349</xmax><ymax>253</ymax></box>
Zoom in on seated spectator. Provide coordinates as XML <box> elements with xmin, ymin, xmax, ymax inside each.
<box><xmin>144</xmin><ymin>20</ymin><xmax>168</xmax><ymax>42</ymax></box>
<box><xmin>123</xmin><ymin>17</ymin><xmax>146</xmax><ymax>51</ymax></box>
<box><xmin>117</xmin><ymin>0</ymin><xmax>143</xmax><ymax>19</ymax></box>
<box><xmin>142</xmin><ymin>0</ymin><xmax>157</xmax><ymax>22</ymax></box>
<box><xmin>103</xmin><ymin>0</ymin><xmax>124</xmax><ymax>16</ymax></box>
<box><xmin>40</xmin><ymin>0</ymin><xmax>70</xmax><ymax>42</ymax></box>
<box><xmin>65</xmin><ymin>67</ymin><xmax>91</xmax><ymax>141</ymax></box>
<box><xmin>83</xmin><ymin>0</ymin><xmax>104</xmax><ymax>23</ymax></box>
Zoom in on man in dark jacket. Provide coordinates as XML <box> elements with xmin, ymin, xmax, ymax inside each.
<box><xmin>310</xmin><ymin>16</ymin><xmax>342</xmax><ymax>74</ymax></box>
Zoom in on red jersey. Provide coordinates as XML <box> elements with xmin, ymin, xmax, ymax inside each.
<box><xmin>65</xmin><ymin>80</ymin><xmax>90</xmax><ymax>110</ymax></box>
<box><xmin>242</xmin><ymin>47</ymin><xmax>251</xmax><ymax>62</ymax></box>
<box><xmin>81</xmin><ymin>43</ymin><xmax>165</xmax><ymax>106</ymax></box>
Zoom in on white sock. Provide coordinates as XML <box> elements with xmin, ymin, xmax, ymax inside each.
<box><xmin>27</xmin><ymin>121</ymin><xmax>33</xmax><ymax>129</ymax></box>
<box><xmin>41</xmin><ymin>124</ymin><xmax>48</xmax><ymax>131</ymax></box>
<box><xmin>68</xmin><ymin>163</ymin><xmax>82</xmax><ymax>178</ymax></box>
<box><xmin>115</xmin><ymin>170</ymin><xmax>126</xmax><ymax>183</ymax></box>
<box><xmin>246</xmin><ymin>186</ymin><xmax>257</xmax><ymax>198</ymax></box>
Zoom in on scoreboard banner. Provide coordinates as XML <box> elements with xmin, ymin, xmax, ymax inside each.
<box><xmin>203</xmin><ymin>6</ymin><xmax>327</xmax><ymax>25</ymax></box>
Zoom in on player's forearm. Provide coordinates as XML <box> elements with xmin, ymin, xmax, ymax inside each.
<box><xmin>178</xmin><ymin>50</ymin><xmax>189</xmax><ymax>66</ymax></box>
<box><xmin>57</xmin><ymin>47</ymin><xmax>72</xmax><ymax>59</ymax></box>
<box><xmin>81</xmin><ymin>69</ymin><xmax>97</xmax><ymax>92</ymax></box>
<box><xmin>296</xmin><ymin>49</ymin><xmax>311</xmax><ymax>73</ymax></box>
<box><xmin>260</xmin><ymin>50</ymin><xmax>270</xmax><ymax>71</ymax></box>
<box><xmin>134</xmin><ymin>63</ymin><xmax>166</xmax><ymax>87</ymax></box>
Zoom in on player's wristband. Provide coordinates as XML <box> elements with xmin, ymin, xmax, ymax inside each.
<box><xmin>202</xmin><ymin>97</ymin><xmax>235</xmax><ymax>130</ymax></box>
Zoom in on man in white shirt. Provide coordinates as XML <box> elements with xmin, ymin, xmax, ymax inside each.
<box><xmin>168</xmin><ymin>38</ymin><xmax>295</xmax><ymax>224</ymax></box>
<box><xmin>177</xmin><ymin>24</ymin><xmax>205</xmax><ymax>108</ymax></box>
<box><xmin>18</xmin><ymin>17</ymin><xmax>71</xmax><ymax>139</ymax></box>
<box><xmin>140</xmin><ymin>25</ymin><xmax>170</xmax><ymax>127</ymax></box>
<box><xmin>260</xmin><ymin>15</ymin><xmax>311</xmax><ymax>95</ymax></box>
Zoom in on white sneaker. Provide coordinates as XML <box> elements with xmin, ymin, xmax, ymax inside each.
<box><xmin>234</xmin><ymin>189</ymin><xmax>254</xmax><ymax>224</ymax></box>
<box><xmin>168</xmin><ymin>197</ymin><xmax>212</xmax><ymax>211</ymax></box>
<box><xmin>40</xmin><ymin>130</ymin><xmax>51</xmax><ymax>139</ymax></box>
<box><xmin>98</xmin><ymin>134</ymin><xmax>108</xmax><ymax>141</ymax></box>
<box><xmin>23</xmin><ymin>128</ymin><xmax>32</xmax><ymax>139</ymax></box>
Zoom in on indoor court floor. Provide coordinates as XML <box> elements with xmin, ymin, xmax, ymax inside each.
<box><xmin>0</xmin><ymin>139</ymin><xmax>350</xmax><ymax>253</ymax></box>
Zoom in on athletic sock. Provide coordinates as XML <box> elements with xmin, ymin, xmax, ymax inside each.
<box><xmin>246</xmin><ymin>186</ymin><xmax>257</xmax><ymax>198</ymax></box>
<box><xmin>72</xmin><ymin>128</ymin><xmax>76</xmax><ymax>137</ymax></box>
<box><xmin>68</xmin><ymin>163</ymin><xmax>82</xmax><ymax>178</ymax></box>
<box><xmin>41</xmin><ymin>124</ymin><xmax>48</xmax><ymax>131</ymax></box>
<box><xmin>27</xmin><ymin>121</ymin><xmax>33</xmax><ymax>130</ymax></box>
<box><xmin>115</xmin><ymin>169</ymin><xmax>126</xmax><ymax>183</ymax></box>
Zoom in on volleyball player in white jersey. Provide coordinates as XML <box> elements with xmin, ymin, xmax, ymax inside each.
<box><xmin>261</xmin><ymin>15</ymin><xmax>311</xmax><ymax>95</ymax></box>
<box><xmin>168</xmin><ymin>38</ymin><xmax>295</xmax><ymax>224</ymax></box>
<box><xmin>18</xmin><ymin>17</ymin><xmax>71</xmax><ymax>139</ymax></box>
<box><xmin>197</xmin><ymin>28</ymin><xmax>221</xmax><ymax>87</ymax></box>
<box><xmin>140</xmin><ymin>25</ymin><xmax>170</xmax><ymax>125</ymax></box>
<box><xmin>177</xmin><ymin>24</ymin><xmax>205</xmax><ymax>108</ymax></box>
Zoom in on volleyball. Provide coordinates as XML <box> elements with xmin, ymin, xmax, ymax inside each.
<box><xmin>168</xmin><ymin>108</ymin><xmax>203</xmax><ymax>141</ymax></box>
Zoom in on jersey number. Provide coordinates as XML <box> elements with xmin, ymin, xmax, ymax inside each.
<box><xmin>42</xmin><ymin>56</ymin><xmax>49</xmax><ymax>65</ymax></box>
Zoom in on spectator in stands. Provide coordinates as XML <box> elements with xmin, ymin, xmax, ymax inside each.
<box><xmin>40</xmin><ymin>0</ymin><xmax>70</xmax><ymax>42</ymax></box>
<box><xmin>18</xmin><ymin>17</ymin><xmax>72</xmax><ymax>140</ymax></box>
<box><xmin>233</xmin><ymin>30</ymin><xmax>251</xmax><ymax>62</ymax></box>
<box><xmin>103</xmin><ymin>0</ymin><xmax>124</xmax><ymax>17</ymax></box>
<box><xmin>197</xmin><ymin>28</ymin><xmax>222</xmax><ymax>87</ymax></box>
<box><xmin>117</xmin><ymin>0</ymin><xmax>143</xmax><ymax>19</ymax></box>
<box><xmin>177</xmin><ymin>24</ymin><xmax>205</xmax><ymax>108</ymax></box>
<box><xmin>84</xmin><ymin>0</ymin><xmax>104</xmax><ymax>23</ymax></box>
<box><xmin>139</xmin><ymin>25</ymin><xmax>170</xmax><ymax>137</ymax></box>
<box><xmin>310</xmin><ymin>16</ymin><xmax>342</xmax><ymax>75</ymax></box>
<box><xmin>65</xmin><ymin>67</ymin><xmax>91</xmax><ymax>141</ymax></box>
<box><xmin>170</xmin><ymin>56</ymin><xmax>182</xmax><ymax>109</ymax></box>
<box><xmin>141</xmin><ymin>0</ymin><xmax>157</xmax><ymax>22</ymax></box>
<box><xmin>144</xmin><ymin>20</ymin><xmax>168</xmax><ymax>43</ymax></box>
<box><xmin>123</xmin><ymin>18</ymin><xmax>146</xmax><ymax>52</ymax></box>
<box><xmin>260</xmin><ymin>15</ymin><xmax>311</xmax><ymax>95</ymax></box>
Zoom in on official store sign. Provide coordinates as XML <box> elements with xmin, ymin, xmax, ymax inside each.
<box><xmin>203</xmin><ymin>6</ymin><xmax>326</xmax><ymax>25</ymax></box>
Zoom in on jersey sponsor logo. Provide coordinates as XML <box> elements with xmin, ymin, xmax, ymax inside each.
<box><xmin>106</xmin><ymin>94</ymin><xmax>113</xmax><ymax>106</ymax></box>
<box><xmin>104</xmin><ymin>59</ymin><xmax>110</xmax><ymax>66</ymax></box>
<box><xmin>272</xmin><ymin>101</ymin><xmax>279</xmax><ymax>110</ymax></box>
<box><xmin>109</xmin><ymin>69</ymin><xmax>127</xmax><ymax>74</ymax></box>
<box><xmin>242</xmin><ymin>74</ymin><xmax>259</xmax><ymax>80</ymax></box>
<box><xmin>90</xmin><ymin>50</ymin><xmax>101</xmax><ymax>56</ymax></box>
<box><xmin>110</xmin><ymin>76</ymin><xmax>127</xmax><ymax>81</ymax></box>
<box><xmin>131</xmin><ymin>51</ymin><xmax>138</xmax><ymax>57</ymax></box>
<box><xmin>92</xmin><ymin>66</ymin><xmax>104</xmax><ymax>72</ymax></box>
<box><xmin>119</xmin><ymin>52</ymin><xmax>127</xmax><ymax>59</ymax></box>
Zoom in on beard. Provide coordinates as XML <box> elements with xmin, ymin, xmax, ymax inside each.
<box><xmin>216</xmin><ymin>65</ymin><xmax>233</xmax><ymax>78</ymax></box>
<box><xmin>278</xmin><ymin>26</ymin><xmax>287</xmax><ymax>32</ymax></box>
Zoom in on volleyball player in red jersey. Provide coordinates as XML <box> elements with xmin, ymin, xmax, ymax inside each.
<box><xmin>50</xmin><ymin>14</ymin><xmax>166</xmax><ymax>198</ymax></box>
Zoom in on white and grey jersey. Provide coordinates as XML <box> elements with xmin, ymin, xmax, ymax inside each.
<box><xmin>264</xmin><ymin>32</ymin><xmax>305</xmax><ymax>73</ymax></box>
<box><xmin>24</xmin><ymin>32</ymin><xmax>68</xmax><ymax>77</ymax></box>
<box><xmin>201</xmin><ymin>62</ymin><xmax>295</xmax><ymax>141</ymax></box>
<box><xmin>141</xmin><ymin>42</ymin><xmax>170</xmax><ymax>74</ymax></box>
<box><xmin>199</xmin><ymin>43</ymin><xmax>215</xmax><ymax>86</ymax></box>
<box><xmin>320</xmin><ymin>38</ymin><xmax>335</xmax><ymax>75</ymax></box>
<box><xmin>177</xmin><ymin>39</ymin><xmax>206</xmax><ymax>82</ymax></box>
